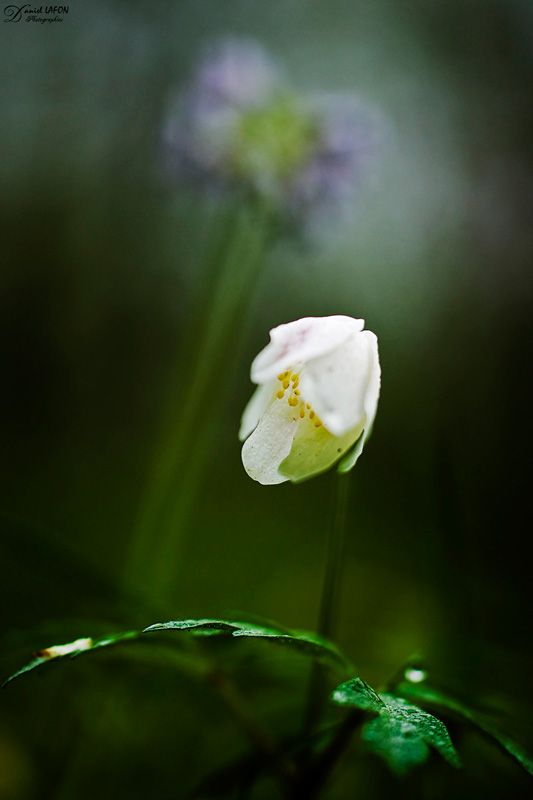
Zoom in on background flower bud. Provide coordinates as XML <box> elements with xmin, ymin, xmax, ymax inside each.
<box><xmin>163</xmin><ymin>39</ymin><xmax>380</xmax><ymax>229</ymax></box>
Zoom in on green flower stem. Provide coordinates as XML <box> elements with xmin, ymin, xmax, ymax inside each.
<box><xmin>304</xmin><ymin>473</ymin><xmax>350</xmax><ymax>735</ymax></box>
<box><xmin>123</xmin><ymin>199</ymin><xmax>274</xmax><ymax>609</ymax></box>
<box><xmin>318</xmin><ymin>472</ymin><xmax>350</xmax><ymax>641</ymax></box>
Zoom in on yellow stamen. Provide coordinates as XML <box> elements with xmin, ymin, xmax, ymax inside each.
<box><xmin>299</xmin><ymin>406</ymin><xmax>305</xmax><ymax>418</ymax></box>
<box><xmin>309</xmin><ymin>410</ymin><xmax>315</xmax><ymax>419</ymax></box>
<box><xmin>277</xmin><ymin>372</ymin><xmax>287</xmax><ymax>381</ymax></box>
<box><xmin>294</xmin><ymin>389</ymin><xmax>300</xmax><ymax>396</ymax></box>
<box><xmin>306</xmin><ymin>403</ymin><xmax>311</xmax><ymax>409</ymax></box>
<box><xmin>314</xmin><ymin>419</ymin><xmax>322</xmax><ymax>427</ymax></box>
<box><xmin>276</xmin><ymin>389</ymin><xmax>285</xmax><ymax>399</ymax></box>
<box><xmin>282</xmin><ymin>378</ymin><xmax>290</xmax><ymax>390</ymax></box>
<box><xmin>288</xmin><ymin>396</ymin><xmax>298</xmax><ymax>407</ymax></box>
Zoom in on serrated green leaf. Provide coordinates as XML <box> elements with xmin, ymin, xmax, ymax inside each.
<box><xmin>232</xmin><ymin>630</ymin><xmax>351</xmax><ymax>670</ymax></box>
<box><xmin>3</xmin><ymin>657</ymin><xmax>52</xmax><ymax>687</ymax></box>
<box><xmin>393</xmin><ymin>682</ymin><xmax>533</xmax><ymax>777</ymax></box>
<box><xmin>5</xmin><ymin>617</ymin><xmax>353</xmax><ymax>689</ymax></box>
<box><xmin>362</xmin><ymin>714</ymin><xmax>430</xmax><ymax>774</ymax></box>
<box><xmin>331</xmin><ymin>679</ymin><xmax>460</xmax><ymax>774</ymax></box>
<box><xmin>3</xmin><ymin>632</ymin><xmax>140</xmax><ymax>687</ymax></box>
<box><xmin>228</xmin><ymin>612</ymin><xmax>295</xmax><ymax>635</ymax></box>
<box><xmin>74</xmin><ymin>630</ymin><xmax>140</xmax><ymax>654</ymax></box>
<box><xmin>489</xmin><ymin>729</ymin><xmax>533</xmax><ymax>776</ymax></box>
<box><xmin>379</xmin><ymin>695</ymin><xmax>461</xmax><ymax>770</ymax></box>
<box><xmin>144</xmin><ymin>619</ymin><xmax>352</xmax><ymax>672</ymax></box>
<box><xmin>143</xmin><ymin>619</ymin><xmax>241</xmax><ymax>635</ymax></box>
<box><xmin>332</xmin><ymin>677</ymin><xmax>386</xmax><ymax>713</ymax></box>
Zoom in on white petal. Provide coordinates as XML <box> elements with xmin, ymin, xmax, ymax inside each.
<box><xmin>299</xmin><ymin>331</ymin><xmax>373</xmax><ymax>436</ymax></box>
<box><xmin>239</xmin><ymin>380</ymin><xmax>277</xmax><ymax>441</ymax></box>
<box><xmin>279</xmin><ymin>417</ymin><xmax>364</xmax><ymax>483</ymax></box>
<box><xmin>241</xmin><ymin>397</ymin><xmax>299</xmax><ymax>485</ymax></box>
<box><xmin>337</xmin><ymin>330</ymin><xmax>381</xmax><ymax>473</ymax></box>
<box><xmin>360</xmin><ymin>330</ymin><xmax>381</xmax><ymax>434</ymax></box>
<box><xmin>251</xmin><ymin>316</ymin><xmax>364</xmax><ymax>384</ymax></box>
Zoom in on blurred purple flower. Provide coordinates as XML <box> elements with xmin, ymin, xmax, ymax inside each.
<box><xmin>288</xmin><ymin>93</ymin><xmax>379</xmax><ymax>227</ymax></box>
<box><xmin>164</xmin><ymin>39</ymin><xmax>280</xmax><ymax>182</ymax></box>
<box><xmin>191</xmin><ymin>37</ymin><xmax>279</xmax><ymax>111</ymax></box>
<box><xmin>163</xmin><ymin>38</ymin><xmax>380</xmax><ymax>227</ymax></box>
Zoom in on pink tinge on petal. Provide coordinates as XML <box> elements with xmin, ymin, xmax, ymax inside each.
<box><xmin>251</xmin><ymin>316</ymin><xmax>364</xmax><ymax>384</ymax></box>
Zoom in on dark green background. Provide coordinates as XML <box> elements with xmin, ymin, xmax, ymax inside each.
<box><xmin>1</xmin><ymin>1</ymin><xmax>532</xmax><ymax>798</ymax></box>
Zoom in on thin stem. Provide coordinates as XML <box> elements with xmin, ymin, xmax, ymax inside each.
<box><xmin>318</xmin><ymin>473</ymin><xmax>350</xmax><ymax>641</ymax></box>
<box><xmin>303</xmin><ymin>472</ymin><xmax>350</xmax><ymax>735</ymax></box>
<box><xmin>123</xmin><ymin>200</ymin><xmax>273</xmax><ymax>608</ymax></box>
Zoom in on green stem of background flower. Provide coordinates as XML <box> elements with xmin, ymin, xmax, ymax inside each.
<box><xmin>123</xmin><ymin>196</ymin><xmax>275</xmax><ymax>611</ymax></box>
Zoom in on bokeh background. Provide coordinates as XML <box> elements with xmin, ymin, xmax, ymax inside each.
<box><xmin>1</xmin><ymin>1</ymin><xmax>533</xmax><ymax>798</ymax></box>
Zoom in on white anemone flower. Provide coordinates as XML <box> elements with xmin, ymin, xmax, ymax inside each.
<box><xmin>240</xmin><ymin>315</ymin><xmax>380</xmax><ymax>484</ymax></box>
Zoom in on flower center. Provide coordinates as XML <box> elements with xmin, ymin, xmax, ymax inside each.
<box><xmin>276</xmin><ymin>370</ymin><xmax>322</xmax><ymax>427</ymax></box>
<box><xmin>230</xmin><ymin>94</ymin><xmax>319</xmax><ymax>181</ymax></box>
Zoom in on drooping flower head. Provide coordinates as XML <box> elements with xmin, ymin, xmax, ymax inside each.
<box><xmin>163</xmin><ymin>39</ymin><xmax>379</xmax><ymax>227</ymax></box>
<box><xmin>240</xmin><ymin>316</ymin><xmax>380</xmax><ymax>484</ymax></box>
